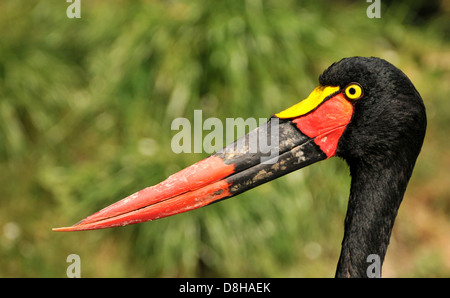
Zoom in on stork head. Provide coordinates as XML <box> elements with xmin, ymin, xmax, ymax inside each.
<box><xmin>321</xmin><ymin>57</ymin><xmax>426</xmax><ymax>169</ymax></box>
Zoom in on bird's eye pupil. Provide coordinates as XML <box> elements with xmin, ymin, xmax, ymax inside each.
<box><xmin>349</xmin><ymin>88</ymin><xmax>356</xmax><ymax>95</ymax></box>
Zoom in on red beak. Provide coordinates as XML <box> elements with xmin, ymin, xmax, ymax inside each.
<box><xmin>53</xmin><ymin>87</ymin><xmax>353</xmax><ymax>231</ymax></box>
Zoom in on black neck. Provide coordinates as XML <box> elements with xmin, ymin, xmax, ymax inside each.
<box><xmin>335</xmin><ymin>158</ymin><xmax>413</xmax><ymax>278</ymax></box>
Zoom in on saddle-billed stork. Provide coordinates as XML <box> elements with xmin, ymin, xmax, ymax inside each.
<box><xmin>54</xmin><ymin>57</ymin><xmax>427</xmax><ymax>277</ymax></box>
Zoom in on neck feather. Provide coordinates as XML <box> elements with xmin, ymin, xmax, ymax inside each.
<box><xmin>335</xmin><ymin>158</ymin><xmax>413</xmax><ymax>278</ymax></box>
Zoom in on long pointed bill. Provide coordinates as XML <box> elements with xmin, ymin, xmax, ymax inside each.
<box><xmin>53</xmin><ymin>85</ymin><xmax>353</xmax><ymax>231</ymax></box>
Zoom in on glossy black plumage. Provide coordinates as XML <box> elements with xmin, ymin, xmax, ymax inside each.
<box><xmin>320</xmin><ymin>57</ymin><xmax>426</xmax><ymax>277</ymax></box>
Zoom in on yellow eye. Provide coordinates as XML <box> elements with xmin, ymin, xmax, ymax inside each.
<box><xmin>344</xmin><ymin>83</ymin><xmax>364</xmax><ymax>100</ymax></box>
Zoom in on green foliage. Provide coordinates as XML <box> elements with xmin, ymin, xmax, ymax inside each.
<box><xmin>0</xmin><ymin>0</ymin><xmax>449</xmax><ymax>277</ymax></box>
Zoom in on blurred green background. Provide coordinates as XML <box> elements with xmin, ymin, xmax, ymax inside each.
<box><xmin>0</xmin><ymin>0</ymin><xmax>449</xmax><ymax>277</ymax></box>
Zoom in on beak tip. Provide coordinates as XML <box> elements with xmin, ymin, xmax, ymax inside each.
<box><xmin>52</xmin><ymin>225</ymin><xmax>82</xmax><ymax>232</ymax></box>
<box><xmin>52</xmin><ymin>227</ymin><xmax>71</xmax><ymax>232</ymax></box>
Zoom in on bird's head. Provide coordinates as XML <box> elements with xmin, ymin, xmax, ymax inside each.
<box><xmin>319</xmin><ymin>57</ymin><xmax>427</xmax><ymax>169</ymax></box>
<box><xmin>53</xmin><ymin>56</ymin><xmax>426</xmax><ymax>233</ymax></box>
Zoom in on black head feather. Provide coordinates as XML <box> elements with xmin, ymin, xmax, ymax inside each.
<box><xmin>320</xmin><ymin>56</ymin><xmax>426</xmax><ymax>170</ymax></box>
